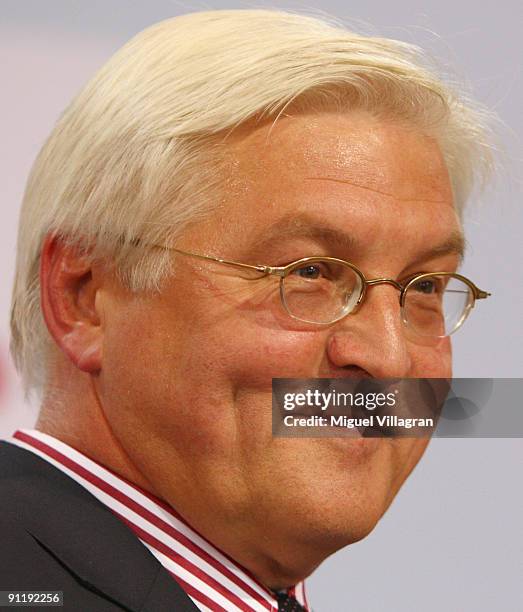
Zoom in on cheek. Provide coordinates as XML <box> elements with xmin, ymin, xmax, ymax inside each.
<box><xmin>164</xmin><ymin>325</ymin><xmax>324</xmax><ymax>454</ymax></box>
<box><xmin>211</xmin><ymin>327</ymin><xmax>326</xmax><ymax>389</ymax></box>
<box><xmin>409</xmin><ymin>337</ymin><xmax>453</xmax><ymax>378</ymax></box>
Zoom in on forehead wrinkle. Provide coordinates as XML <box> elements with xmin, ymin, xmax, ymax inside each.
<box><xmin>305</xmin><ymin>176</ymin><xmax>451</xmax><ymax>205</ymax></box>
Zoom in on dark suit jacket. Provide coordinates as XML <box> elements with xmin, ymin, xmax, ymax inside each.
<box><xmin>0</xmin><ymin>441</ymin><xmax>200</xmax><ymax>611</ymax></box>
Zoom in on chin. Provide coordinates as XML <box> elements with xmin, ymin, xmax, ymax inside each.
<box><xmin>298</xmin><ymin>458</ymin><xmax>422</xmax><ymax>556</ymax></box>
<box><xmin>325</xmin><ymin>503</ymin><xmax>385</xmax><ymax>548</ymax></box>
<box><xmin>278</xmin><ymin>487</ymin><xmax>391</xmax><ymax>562</ymax></box>
<box><xmin>264</xmin><ymin>504</ymin><xmax>384</xmax><ymax>587</ymax></box>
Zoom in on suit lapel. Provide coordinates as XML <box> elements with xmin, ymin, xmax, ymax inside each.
<box><xmin>0</xmin><ymin>442</ymin><xmax>199</xmax><ymax>611</ymax></box>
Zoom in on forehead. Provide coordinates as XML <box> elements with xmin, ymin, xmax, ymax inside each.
<box><xmin>207</xmin><ymin>111</ymin><xmax>459</xmax><ymax>254</ymax></box>
<box><xmin>225</xmin><ymin>111</ymin><xmax>452</xmax><ymax>195</ymax></box>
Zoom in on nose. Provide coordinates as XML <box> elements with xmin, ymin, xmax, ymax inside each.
<box><xmin>326</xmin><ymin>284</ymin><xmax>412</xmax><ymax>378</ymax></box>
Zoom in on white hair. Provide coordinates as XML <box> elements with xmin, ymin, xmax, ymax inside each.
<box><xmin>10</xmin><ymin>9</ymin><xmax>495</xmax><ymax>396</ymax></box>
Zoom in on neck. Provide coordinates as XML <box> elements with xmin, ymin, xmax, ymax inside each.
<box><xmin>37</xmin><ymin>361</ymin><xmax>155</xmax><ymax>494</ymax></box>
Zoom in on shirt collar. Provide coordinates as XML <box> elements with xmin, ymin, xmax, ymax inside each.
<box><xmin>9</xmin><ymin>429</ymin><xmax>309</xmax><ymax>611</ymax></box>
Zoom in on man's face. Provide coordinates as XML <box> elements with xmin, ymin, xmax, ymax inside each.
<box><xmin>98</xmin><ymin>111</ymin><xmax>459</xmax><ymax>575</ymax></box>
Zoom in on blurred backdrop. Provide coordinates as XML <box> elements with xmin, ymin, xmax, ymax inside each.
<box><xmin>1</xmin><ymin>2</ymin><xmax>521</xmax><ymax>610</ymax></box>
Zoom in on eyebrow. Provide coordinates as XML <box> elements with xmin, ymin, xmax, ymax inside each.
<box><xmin>255</xmin><ymin>213</ymin><xmax>466</xmax><ymax>265</ymax></box>
<box><xmin>259</xmin><ymin>214</ymin><xmax>357</xmax><ymax>252</ymax></box>
<box><xmin>410</xmin><ymin>230</ymin><xmax>466</xmax><ymax>267</ymax></box>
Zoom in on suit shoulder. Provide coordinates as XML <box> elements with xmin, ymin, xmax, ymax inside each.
<box><xmin>0</xmin><ymin>442</ymin><xmax>62</xmax><ymax>519</ymax></box>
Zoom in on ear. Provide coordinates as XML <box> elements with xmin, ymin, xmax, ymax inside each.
<box><xmin>40</xmin><ymin>234</ymin><xmax>104</xmax><ymax>373</ymax></box>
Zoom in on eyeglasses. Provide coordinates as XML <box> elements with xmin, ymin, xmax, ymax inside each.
<box><xmin>161</xmin><ymin>247</ymin><xmax>491</xmax><ymax>338</ymax></box>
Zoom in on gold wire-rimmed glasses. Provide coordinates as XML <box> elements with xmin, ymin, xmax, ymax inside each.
<box><xmin>159</xmin><ymin>246</ymin><xmax>491</xmax><ymax>338</ymax></box>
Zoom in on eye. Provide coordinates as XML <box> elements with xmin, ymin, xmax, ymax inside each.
<box><xmin>413</xmin><ymin>279</ymin><xmax>437</xmax><ymax>294</ymax></box>
<box><xmin>291</xmin><ymin>261</ymin><xmax>340</xmax><ymax>280</ymax></box>
<box><xmin>293</xmin><ymin>264</ymin><xmax>323</xmax><ymax>280</ymax></box>
<box><xmin>410</xmin><ymin>276</ymin><xmax>448</xmax><ymax>295</ymax></box>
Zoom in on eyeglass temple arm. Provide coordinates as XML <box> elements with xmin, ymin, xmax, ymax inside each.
<box><xmin>149</xmin><ymin>244</ymin><xmax>493</xmax><ymax>296</ymax></box>
<box><xmin>475</xmin><ymin>289</ymin><xmax>491</xmax><ymax>299</ymax></box>
<box><xmin>170</xmin><ymin>247</ymin><xmax>281</xmax><ymax>276</ymax></box>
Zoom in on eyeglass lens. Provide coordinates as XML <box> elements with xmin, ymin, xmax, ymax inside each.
<box><xmin>402</xmin><ymin>275</ymin><xmax>474</xmax><ymax>337</ymax></box>
<box><xmin>281</xmin><ymin>260</ymin><xmax>474</xmax><ymax>336</ymax></box>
